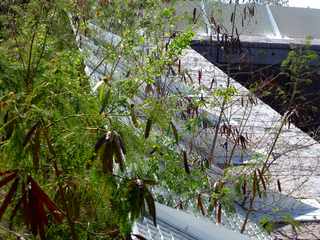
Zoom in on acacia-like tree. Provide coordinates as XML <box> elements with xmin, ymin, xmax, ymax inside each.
<box><xmin>0</xmin><ymin>0</ymin><xmax>318</xmax><ymax>240</ymax></box>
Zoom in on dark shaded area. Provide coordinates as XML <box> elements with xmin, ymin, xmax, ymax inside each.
<box><xmin>191</xmin><ymin>40</ymin><xmax>320</xmax><ymax>139</ymax></box>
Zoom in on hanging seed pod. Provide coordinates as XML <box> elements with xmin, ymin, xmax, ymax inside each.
<box><xmin>144</xmin><ymin>188</ymin><xmax>156</xmax><ymax>226</ymax></box>
<box><xmin>170</xmin><ymin>121</ymin><xmax>179</xmax><ymax>144</ymax></box>
<box><xmin>242</xmin><ymin>178</ymin><xmax>247</xmax><ymax>195</ymax></box>
<box><xmin>256</xmin><ymin>178</ymin><xmax>262</xmax><ymax>198</ymax></box>
<box><xmin>197</xmin><ymin>194</ymin><xmax>206</xmax><ymax>216</ymax></box>
<box><xmin>23</xmin><ymin>121</ymin><xmax>41</xmax><ymax>147</ymax></box>
<box><xmin>185</xmin><ymin>71</ymin><xmax>193</xmax><ymax>83</ymax></box>
<box><xmin>129</xmin><ymin>104</ymin><xmax>139</xmax><ymax>128</ymax></box>
<box><xmin>230</xmin><ymin>12</ymin><xmax>234</xmax><ymax>23</ymax></box>
<box><xmin>252</xmin><ymin>171</ymin><xmax>257</xmax><ymax>198</ymax></box>
<box><xmin>238</xmin><ymin>135</ymin><xmax>248</xmax><ymax>150</ymax></box>
<box><xmin>211</xmin><ymin>195</ymin><xmax>217</xmax><ymax>210</ymax></box>
<box><xmin>195</xmin><ymin>106</ymin><xmax>199</xmax><ymax>117</ymax></box>
<box><xmin>198</xmin><ymin>70</ymin><xmax>202</xmax><ymax>86</ymax></box>
<box><xmin>101</xmin><ymin>132</ymin><xmax>114</xmax><ymax>174</ymax></box>
<box><xmin>95</xmin><ymin>135</ymin><xmax>107</xmax><ymax>153</ymax></box>
<box><xmin>193</xmin><ymin>8</ymin><xmax>197</xmax><ymax>23</ymax></box>
<box><xmin>216</xmin><ymin>202</ymin><xmax>222</xmax><ymax>224</ymax></box>
<box><xmin>277</xmin><ymin>179</ymin><xmax>282</xmax><ymax>193</ymax></box>
<box><xmin>178</xmin><ymin>59</ymin><xmax>181</xmax><ymax>74</ymax></box>
<box><xmin>102</xmin><ymin>145</ymin><xmax>114</xmax><ymax>174</ymax></box>
<box><xmin>182</xmin><ymin>150</ymin><xmax>190</xmax><ymax>174</ymax></box>
<box><xmin>144</xmin><ymin>118</ymin><xmax>152</xmax><ymax>139</ymax></box>
<box><xmin>209</xmin><ymin>77</ymin><xmax>215</xmax><ymax>90</ymax></box>
<box><xmin>118</xmin><ymin>134</ymin><xmax>126</xmax><ymax>155</ymax></box>
<box><xmin>114</xmin><ymin>134</ymin><xmax>125</xmax><ymax>172</ymax></box>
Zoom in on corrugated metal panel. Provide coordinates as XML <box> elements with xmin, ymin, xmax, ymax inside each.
<box><xmin>133</xmin><ymin>203</ymin><xmax>252</xmax><ymax>240</ymax></box>
<box><xmin>270</xmin><ymin>6</ymin><xmax>320</xmax><ymax>39</ymax></box>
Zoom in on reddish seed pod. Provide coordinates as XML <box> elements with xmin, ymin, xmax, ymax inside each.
<box><xmin>198</xmin><ymin>70</ymin><xmax>202</xmax><ymax>86</ymax></box>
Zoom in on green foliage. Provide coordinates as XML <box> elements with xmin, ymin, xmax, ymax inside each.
<box><xmin>1</xmin><ymin>0</ymin><xmax>309</xmax><ymax>239</ymax></box>
<box><xmin>0</xmin><ymin>0</ymin><xmax>212</xmax><ymax>239</ymax></box>
<box><xmin>259</xmin><ymin>216</ymin><xmax>274</xmax><ymax>234</ymax></box>
<box><xmin>214</xmin><ymin>86</ymin><xmax>238</xmax><ymax>102</ymax></box>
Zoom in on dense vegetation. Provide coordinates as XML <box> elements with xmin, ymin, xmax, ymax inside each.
<box><xmin>0</xmin><ymin>0</ymin><xmax>313</xmax><ymax>239</ymax></box>
<box><xmin>0</xmin><ymin>1</ymin><xmax>209</xmax><ymax>239</ymax></box>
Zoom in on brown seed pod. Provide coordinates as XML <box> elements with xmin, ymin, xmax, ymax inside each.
<box><xmin>277</xmin><ymin>179</ymin><xmax>282</xmax><ymax>193</ymax></box>
<box><xmin>216</xmin><ymin>202</ymin><xmax>222</xmax><ymax>224</ymax></box>
<box><xmin>209</xmin><ymin>77</ymin><xmax>215</xmax><ymax>90</ymax></box>
<box><xmin>242</xmin><ymin>178</ymin><xmax>247</xmax><ymax>195</ymax></box>
<box><xmin>256</xmin><ymin>178</ymin><xmax>262</xmax><ymax>198</ymax></box>
<box><xmin>170</xmin><ymin>121</ymin><xmax>179</xmax><ymax>144</ymax></box>
<box><xmin>178</xmin><ymin>59</ymin><xmax>181</xmax><ymax>74</ymax></box>
<box><xmin>98</xmin><ymin>132</ymin><xmax>114</xmax><ymax>174</ymax></box>
<box><xmin>23</xmin><ymin>121</ymin><xmax>41</xmax><ymax>147</ymax></box>
<box><xmin>182</xmin><ymin>150</ymin><xmax>190</xmax><ymax>174</ymax></box>
<box><xmin>230</xmin><ymin>12</ymin><xmax>234</xmax><ymax>23</ymax></box>
<box><xmin>114</xmin><ymin>134</ymin><xmax>125</xmax><ymax>172</ymax></box>
<box><xmin>197</xmin><ymin>193</ymin><xmax>206</xmax><ymax>216</ymax></box>
<box><xmin>130</xmin><ymin>104</ymin><xmax>139</xmax><ymax>128</ymax></box>
<box><xmin>193</xmin><ymin>8</ymin><xmax>197</xmax><ymax>23</ymax></box>
<box><xmin>198</xmin><ymin>70</ymin><xmax>202</xmax><ymax>86</ymax></box>
<box><xmin>252</xmin><ymin>171</ymin><xmax>257</xmax><ymax>198</ymax></box>
<box><xmin>144</xmin><ymin>118</ymin><xmax>152</xmax><ymax>139</ymax></box>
